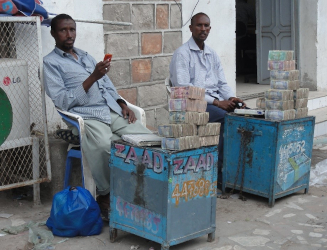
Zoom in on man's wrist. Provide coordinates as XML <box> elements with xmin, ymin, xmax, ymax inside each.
<box><xmin>213</xmin><ymin>99</ymin><xmax>220</xmax><ymax>108</ymax></box>
<box><xmin>117</xmin><ymin>98</ymin><xmax>127</xmax><ymax>106</ymax></box>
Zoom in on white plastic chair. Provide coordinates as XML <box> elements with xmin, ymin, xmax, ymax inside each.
<box><xmin>56</xmin><ymin>98</ymin><xmax>146</xmax><ymax>198</ymax></box>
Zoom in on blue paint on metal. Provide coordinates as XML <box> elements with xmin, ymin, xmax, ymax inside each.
<box><xmin>222</xmin><ymin>114</ymin><xmax>315</xmax><ymax>207</ymax></box>
<box><xmin>109</xmin><ymin>143</ymin><xmax>218</xmax><ymax>249</ymax></box>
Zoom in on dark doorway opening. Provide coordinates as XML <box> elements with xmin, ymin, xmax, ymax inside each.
<box><xmin>236</xmin><ymin>0</ymin><xmax>257</xmax><ymax>83</ymax></box>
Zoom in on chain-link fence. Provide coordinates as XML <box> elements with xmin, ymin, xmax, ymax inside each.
<box><xmin>0</xmin><ymin>17</ymin><xmax>51</xmax><ymax>200</ymax></box>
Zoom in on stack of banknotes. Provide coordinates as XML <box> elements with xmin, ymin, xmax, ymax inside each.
<box><xmin>255</xmin><ymin>50</ymin><xmax>309</xmax><ymax>120</ymax></box>
<box><xmin>160</xmin><ymin>86</ymin><xmax>220</xmax><ymax>150</ymax></box>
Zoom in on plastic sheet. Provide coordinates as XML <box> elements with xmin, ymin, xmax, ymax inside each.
<box><xmin>310</xmin><ymin>159</ymin><xmax>327</xmax><ymax>186</ymax></box>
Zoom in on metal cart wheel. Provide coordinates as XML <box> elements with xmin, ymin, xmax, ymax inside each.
<box><xmin>109</xmin><ymin>228</ymin><xmax>118</xmax><ymax>243</ymax></box>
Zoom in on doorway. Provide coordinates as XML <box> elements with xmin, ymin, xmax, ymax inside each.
<box><xmin>236</xmin><ymin>0</ymin><xmax>257</xmax><ymax>84</ymax></box>
<box><xmin>236</xmin><ymin>0</ymin><xmax>297</xmax><ymax>86</ymax></box>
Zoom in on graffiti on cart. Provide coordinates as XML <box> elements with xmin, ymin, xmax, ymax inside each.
<box><xmin>116</xmin><ymin>196</ymin><xmax>161</xmax><ymax>234</ymax></box>
<box><xmin>277</xmin><ymin>140</ymin><xmax>311</xmax><ymax>191</ymax></box>
<box><xmin>172</xmin><ymin>178</ymin><xmax>217</xmax><ymax>205</ymax></box>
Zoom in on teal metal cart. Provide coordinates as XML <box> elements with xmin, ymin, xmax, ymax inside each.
<box><xmin>222</xmin><ymin>114</ymin><xmax>315</xmax><ymax>207</ymax></box>
<box><xmin>109</xmin><ymin>142</ymin><xmax>218</xmax><ymax>250</ymax></box>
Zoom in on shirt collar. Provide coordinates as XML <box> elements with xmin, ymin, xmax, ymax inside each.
<box><xmin>187</xmin><ymin>37</ymin><xmax>211</xmax><ymax>55</ymax></box>
<box><xmin>54</xmin><ymin>46</ymin><xmax>88</xmax><ymax>58</ymax></box>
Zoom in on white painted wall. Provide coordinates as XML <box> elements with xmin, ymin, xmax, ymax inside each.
<box><xmin>41</xmin><ymin>0</ymin><xmax>104</xmax><ymax>132</ymax></box>
<box><xmin>317</xmin><ymin>0</ymin><xmax>327</xmax><ymax>92</ymax></box>
<box><xmin>182</xmin><ymin>0</ymin><xmax>236</xmax><ymax>95</ymax></box>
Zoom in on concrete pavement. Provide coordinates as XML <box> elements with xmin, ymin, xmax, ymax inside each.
<box><xmin>0</xmin><ymin>141</ymin><xmax>326</xmax><ymax>250</ymax></box>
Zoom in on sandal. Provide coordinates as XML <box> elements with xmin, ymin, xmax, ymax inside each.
<box><xmin>56</xmin><ymin>129</ymin><xmax>80</xmax><ymax>145</ymax></box>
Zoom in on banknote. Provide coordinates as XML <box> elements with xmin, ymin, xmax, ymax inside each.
<box><xmin>169</xmin><ymin>112</ymin><xmax>209</xmax><ymax>125</ymax></box>
<box><xmin>265</xmin><ymin>109</ymin><xmax>296</xmax><ymax>121</ymax></box>
<box><xmin>265</xmin><ymin>100</ymin><xmax>294</xmax><ymax>110</ymax></box>
<box><xmin>270</xmin><ymin>70</ymin><xmax>299</xmax><ymax>81</ymax></box>
<box><xmin>270</xmin><ymin>80</ymin><xmax>300</xmax><ymax>90</ymax></box>
<box><xmin>294</xmin><ymin>98</ymin><xmax>308</xmax><ymax>109</ymax></box>
<box><xmin>170</xmin><ymin>86</ymin><xmax>205</xmax><ymax>100</ymax></box>
<box><xmin>256</xmin><ymin>97</ymin><xmax>266</xmax><ymax>109</ymax></box>
<box><xmin>161</xmin><ymin>136</ymin><xmax>200</xmax><ymax>151</ymax></box>
<box><xmin>295</xmin><ymin>107</ymin><xmax>308</xmax><ymax>119</ymax></box>
<box><xmin>268</xmin><ymin>60</ymin><xmax>295</xmax><ymax>71</ymax></box>
<box><xmin>265</xmin><ymin>89</ymin><xmax>293</xmax><ymax>101</ymax></box>
<box><xmin>293</xmin><ymin>88</ymin><xmax>309</xmax><ymax>99</ymax></box>
<box><xmin>199</xmin><ymin>136</ymin><xmax>219</xmax><ymax>147</ymax></box>
<box><xmin>169</xmin><ymin>99</ymin><xmax>207</xmax><ymax>112</ymax></box>
<box><xmin>197</xmin><ymin>123</ymin><xmax>221</xmax><ymax>136</ymax></box>
<box><xmin>268</xmin><ymin>50</ymin><xmax>294</xmax><ymax>61</ymax></box>
<box><xmin>157</xmin><ymin>124</ymin><xmax>197</xmax><ymax>138</ymax></box>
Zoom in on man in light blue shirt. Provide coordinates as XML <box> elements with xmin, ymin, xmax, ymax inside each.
<box><xmin>169</xmin><ymin>12</ymin><xmax>246</xmax><ymax>188</ymax></box>
<box><xmin>44</xmin><ymin>14</ymin><xmax>151</xmax><ymax>220</ymax></box>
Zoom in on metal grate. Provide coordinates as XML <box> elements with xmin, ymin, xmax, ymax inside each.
<box><xmin>0</xmin><ymin>17</ymin><xmax>51</xmax><ymax>193</ymax></box>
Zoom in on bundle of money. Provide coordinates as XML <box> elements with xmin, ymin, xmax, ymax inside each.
<box><xmin>270</xmin><ymin>80</ymin><xmax>300</xmax><ymax>90</ymax></box>
<box><xmin>197</xmin><ymin>123</ymin><xmax>221</xmax><ymax>136</ymax></box>
<box><xmin>265</xmin><ymin>100</ymin><xmax>294</xmax><ymax>110</ymax></box>
<box><xmin>161</xmin><ymin>136</ymin><xmax>200</xmax><ymax>150</ymax></box>
<box><xmin>268</xmin><ymin>60</ymin><xmax>295</xmax><ymax>71</ymax></box>
<box><xmin>199</xmin><ymin>136</ymin><xmax>219</xmax><ymax>147</ymax></box>
<box><xmin>256</xmin><ymin>97</ymin><xmax>266</xmax><ymax>109</ymax></box>
<box><xmin>169</xmin><ymin>111</ymin><xmax>209</xmax><ymax>125</ymax></box>
<box><xmin>295</xmin><ymin>107</ymin><xmax>308</xmax><ymax>119</ymax></box>
<box><xmin>270</xmin><ymin>70</ymin><xmax>299</xmax><ymax>81</ymax></box>
<box><xmin>170</xmin><ymin>86</ymin><xmax>205</xmax><ymax>100</ymax></box>
<box><xmin>169</xmin><ymin>99</ymin><xmax>207</xmax><ymax>112</ymax></box>
<box><xmin>294</xmin><ymin>98</ymin><xmax>308</xmax><ymax>109</ymax></box>
<box><xmin>268</xmin><ymin>50</ymin><xmax>294</xmax><ymax>61</ymax></box>
<box><xmin>265</xmin><ymin>89</ymin><xmax>293</xmax><ymax>101</ymax></box>
<box><xmin>265</xmin><ymin>109</ymin><xmax>296</xmax><ymax>121</ymax></box>
<box><xmin>157</xmin><ymin>124</ymin><xmax>197</xmax><ymax>138</ymax></box>
<box><xmin>293</xmin><ymin>88</ymin><xmax>309</xmax><ymax>99</ymax></box>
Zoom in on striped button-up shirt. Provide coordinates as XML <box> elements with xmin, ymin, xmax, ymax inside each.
<box><xmin>169</xmin><ymin>37</ymin><xmax>235</xmax><ymax>104</ymax></box>
<box><xmin>43</xmin><ymin>47</ymin><xmax>122</xmax><ymax>124</ymax></box>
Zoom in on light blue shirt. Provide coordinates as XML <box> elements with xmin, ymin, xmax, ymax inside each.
<box><xmin>43</xmin><ymin>47</ymin><xmax>122</xmax><ymax>124</ymax></box>
<box><xmin>169</xmin><ymin>37</ymin><xmax>235</xmax><ymax>104</ymax></box>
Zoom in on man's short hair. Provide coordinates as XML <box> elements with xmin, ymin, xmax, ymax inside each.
<box><xmin>51</xmin><ymin>14</ymin><xmax>75</xmax><ymax>31</ymax></box>
<box><xmin>190</xmin><ymin>12</ymin><xmax>210</xmax><ymax>25</ymax></box>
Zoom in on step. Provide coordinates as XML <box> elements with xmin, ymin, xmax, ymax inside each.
<box><xmin>308</xmin><ymin>91</ymin><xmax>327</xmax><ymax>110</ymax></box>
<box><xmin>309</xmin><ymin>106</ymin><xmax>327</xmax><ymax>137</ymax></box>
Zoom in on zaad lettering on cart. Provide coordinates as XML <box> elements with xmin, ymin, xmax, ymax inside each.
<box><xmin>172</xmin><ymin>178</ymin><xmax>217</xmax><ymax>205</ymax></box>
<box><xmin>114</xmin><ymin>144</ymin><xmax>163</xmax><ymax>173</ymax></box>
<box><xmin>173</xmin><ymin>153</ymin><xmax>214</xmax><ymax>175</ymax></box>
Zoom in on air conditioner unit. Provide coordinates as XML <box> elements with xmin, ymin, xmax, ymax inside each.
<box><xmin>0</xmin><ymin>59</ymin><xmax>30</xmax><ymax>146</ymax></box>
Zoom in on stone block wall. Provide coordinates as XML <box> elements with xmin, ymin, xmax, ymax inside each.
<box><xmin>103</xmin><ymin>0</ymin><xmax>183</xmax><ymax>130</ymax></box>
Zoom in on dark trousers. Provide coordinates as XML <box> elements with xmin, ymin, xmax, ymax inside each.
<box><xmin>206</xmin><ymin>104</ymin><xmax>228</xmax><ymax>183</ymax></box>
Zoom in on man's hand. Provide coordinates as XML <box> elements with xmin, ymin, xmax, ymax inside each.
<box><xmin>213</xmin><ymin>99</ymin><xmax>236</xmax><ymax>112</ymax></box>
<box><xmin>120</xmin><ymin>103</ymin><xmax>137</xmax><ymax>124</ymax></box>
<box><xmin>83</xmin><ymin>59</ymin><xmax>111</xmax><ymax>92</ymax></box>
<box><xmin>90</xmin><ymin>60</ymin><xmax>111</xmax><ymax>82</ymax></box>
<box><xmin>229</xmin><ymin>97</ymin><xmax>247</xmax><ymax>109</ymax></box>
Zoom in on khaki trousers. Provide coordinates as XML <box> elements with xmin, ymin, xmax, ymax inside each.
<box><xmin>70</xmin><ymin>111</ymin><xmax>151</xmax><ymax>195</ymax></box>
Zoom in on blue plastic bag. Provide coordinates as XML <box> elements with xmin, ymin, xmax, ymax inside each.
<box><xmin>46</xmin><ymin>186</ymin><xmax>103</xmax><ymax>237</ymax></box>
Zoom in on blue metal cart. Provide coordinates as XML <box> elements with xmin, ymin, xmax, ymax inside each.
<box><xmin>222</xmin><ymin>114</ymin><xmax>315</xmax><ymax>207</ymax></box>
<box><xmin>109</xmin><ymin>142</ymin><xmax>218</xmax><ymax>249</ymax></box>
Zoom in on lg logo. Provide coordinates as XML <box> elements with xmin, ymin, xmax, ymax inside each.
<box><xmin>3</xmin><ymin>77</ymin><xmax>21</xmax><ymax>86</ymax></box>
